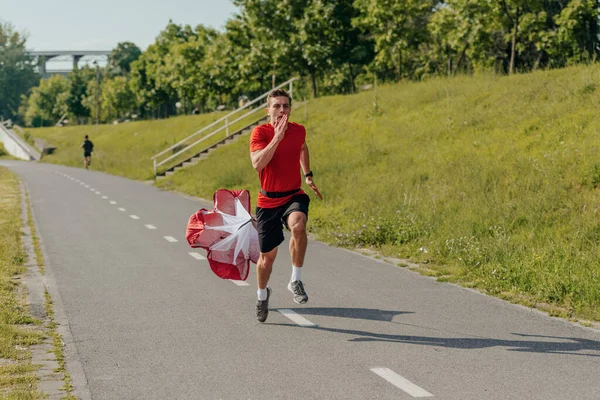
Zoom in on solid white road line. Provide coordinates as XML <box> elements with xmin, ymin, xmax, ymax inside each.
<box><xmin>109</xmin><ymin>201</ymin><xmax>117</xmax><ymax>205</ymax></box>
<box><xmin>229</xmin><ymin>280</ymin><xmax>250</xmax><ymax>286</ymax></box>
<box><xmin>145</xmin><ymin>224</ymin><xmax>157</xmax><ymax>230</ymax></box>
<box><xmin>277</xmin><ymin>309</ymin><xmax>317</xmax><ymax>327</ymax></box>
<box><xmin>129</xmin><ymin>215</ymin><xmax>140</xmax><ymax>220</ymax></box>
<box><xmin>188</xmin><ymin>252</ymin><xmax>206</xmax><ymax>260</ymax></box>
<box><xmin>164</xmin><ymin>236</ymin><xmax>178</xmax><ymax>243</ymax></box>
<box><xmin>117</xmin><ymin>207</ymin><xmax>126</xmax><ymax>212</ymax></box>
<box><xmin>370</xmin><ymin>368</ymin><xmax>433</xmax><ymax>398</ymax></box>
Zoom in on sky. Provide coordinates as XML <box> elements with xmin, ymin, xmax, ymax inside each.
<box><xmin>0</xmin><ymin>0</ymin><xmax>239</xmax><ymax>69</ymax></box>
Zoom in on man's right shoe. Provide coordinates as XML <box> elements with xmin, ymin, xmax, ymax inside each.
<box><xmin>287</xmin><ymin>280</ymin><xmax>308</xmax><ymax>304</ymax></box>
<box><xmin>255</xmin><ymin>287</ymin><xmax>271</xmax><ymax>323</ymax></box>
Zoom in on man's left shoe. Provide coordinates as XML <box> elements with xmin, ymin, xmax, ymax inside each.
<box><xmin>287</xmin><ymin>280</ymin><xmax>308</xmax><ymax>304</ymax></box>
<box><xmin>255</xmin><ymin>287</ymin><xmax>271</xmax><ymax>323</ymax></box>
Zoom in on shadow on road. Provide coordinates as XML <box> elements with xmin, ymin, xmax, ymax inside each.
<box><xmin>269</xmin><ymin>307</ymin><xmax>600</xmax><ymax>357</ymax></box>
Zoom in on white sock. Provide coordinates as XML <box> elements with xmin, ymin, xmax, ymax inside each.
<box><xmin>257</xmin><ymin>288</ymin><xmax>268</xmax><ymax>301</ymax></box>
<box><xmin>291</xmin><ymin>265</ymin><xmax>302</xmax><ymax>283</ymax></box>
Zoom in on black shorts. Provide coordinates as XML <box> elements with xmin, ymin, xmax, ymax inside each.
<box><xmin>84</xmin><ymin>152</ymin><xmax>92</xmax><ymax>158</ymax></box>
<box><xmin>256</xmin><ymin>194</ymin><xmax>310</xmax><ymax>253</ymax></box>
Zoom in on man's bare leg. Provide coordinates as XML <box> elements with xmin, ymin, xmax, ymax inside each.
<box><xmin>287</xmin><ymin>211</ymin><xmax>309</xmax><ymax>303</ymax></box>
<box><xmin>257</xmin><ymin>247</ymin><xmax>278</xmax><ymax>291</ymax></box>
<box><xmin>256</xmin><ymin>247</ymin><xmax>277</xmax><ymax>322</ymax></box>
<box><xmin>288</xmin><ymin>211</ymin><xmax>308</xmax><ymax>267</ymax></box>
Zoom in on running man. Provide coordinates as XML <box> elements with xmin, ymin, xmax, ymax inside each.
<box><xmin>81</xmin><ymin>135</ymin><xmax>94</xmax><ymax>169</ymax></box>
<box><xmin>250</xmin><ymin>88</ymin><xmax>321</xmax><ymax>323</ymax></box>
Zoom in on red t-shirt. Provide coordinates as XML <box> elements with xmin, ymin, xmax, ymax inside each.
<box><xmin>250</xmin><ymin>121</ymin><xmax>307</xmax><ymax>208</ymax></box>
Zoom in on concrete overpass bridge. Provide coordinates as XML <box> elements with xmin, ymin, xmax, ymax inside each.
<box><xmin>26</xmin><ymin>50</ymin><xmax>110</xmax><ymax>78</ymax></box>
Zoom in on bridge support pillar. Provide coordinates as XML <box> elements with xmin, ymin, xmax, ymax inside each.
<box><xmin>73</xmin><ymin>55</ymin><xmax>83</xmax><ymax>70</ymax></box>
<box><xmin>39</xmin><ymin>56</ymin><xmax>46</xmax><ymax>77</ymax></box>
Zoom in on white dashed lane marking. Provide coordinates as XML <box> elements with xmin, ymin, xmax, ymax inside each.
<box><xmin>60</xmin><ymin>174</ymin><xmax>213</xmax><ymax>278</ymax></box>
<box><xmin>370</xmin><ymin>368</ymin><xmax>433</xmax><ymax>398</ymax></box>
<box><xmin>229</xmin><ymin>280</ymin><xmax>250</xmax><ymax>287</ymax></box>
<box><xmin>188</xmin><ymin>252</ymin><xmax>206</xmax><ymax>260</ymax></box>
<box><xmin>277</xmin><ymin>309</ymin><xmax>317</xmax><ymax>327</ymax></box>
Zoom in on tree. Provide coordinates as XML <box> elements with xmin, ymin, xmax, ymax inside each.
<box><xmin>0</xmin><ymin>21</ymin><xmax>39</xmax><ymax>122</ymax></box>
<box><xmin>100</xmin><ymin>76</ymin><xmax>138</xmax><ymax>120</ymax></box>
<box><xmin>550</xmin><ymin>0</ymin><xmax>600</xmax><ymax>65</ymax></box>
<box><xmin>130</xmin><ymin>21</ymin><xmax>195</xmax><ymax>117</ymax></box>
<box><xmin>199</xmin><ymin>32</ymin><xmax>239</xmax><ymax>109</ymax></box>
<box><xmin>108</xmin><ymin>42</ymin><xmax>142</xmax><ymax>76</ymax></box>
<box><xmin>428</xmin><ymin>0</ymin><xmax>503</xmax><ymax>75</ymax></box>
<box><xmin>328</xmin><ymin>0</ymin><xmax>374</xmax><ymax>94</ymax></box>
<box><xmin>164</xmin><ymin>25</ymin><xmax>219</xmax><ymax>111</ymax></box>
<box><xmin>233</xmin><ymin>0</ymin><xmax>301</xmax><ymax>90</ymax></box>
<box><xmin>292</xmin><ymin>0</ymin><xmax>348</xmax><ymax>97</ymax></box>
<box><xmin>353</xmin><ymin>0</ymin><xmax>435</xmax><ymax>81</ymax></box>
<box><xmin>495</xmin><ymin>0</ymin><xmax>546</xmax><ymax>74</ymax></box>
<box><xmin>233</xmin><ymin>0</ymin><xmax>370</xmax><ymax>97</ymax></box>
<box><xmin>66</xmin><ymin>66</ymin><xmax>96</xmax><ymax>123</ymax></box>
<box><xmin>81</xmin><ymin>78</ymin><xmax>103</xmax><ymax>123</ymax></box>
<box><xmin>24</xmin><ymin>75</ymin><xmax>70</xmax><ymax>126</ymax></box>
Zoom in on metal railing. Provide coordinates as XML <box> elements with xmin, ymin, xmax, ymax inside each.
<box><xmin>151</xmin><ymin>77</ymin><xmax>299</xmax><ymax>176</ymax></box>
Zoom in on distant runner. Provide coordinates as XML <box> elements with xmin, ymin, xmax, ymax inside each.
<box><xmin>250</xmin><ymin>88</ymin><xmax>322</xmax><ymax>323</ymax></box>
<box><xmin>81</xmin><ymin>135</ymin><xmax>94</xmax><ymax>169</ymax></box>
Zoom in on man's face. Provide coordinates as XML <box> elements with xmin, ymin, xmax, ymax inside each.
<box><xmin>267</xmin><ymin>96</ymin><xmax>291</xmax><ymax>125</ymax></box>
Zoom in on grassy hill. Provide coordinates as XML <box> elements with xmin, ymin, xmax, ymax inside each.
<box><xmin>24</xmin><ymin>64</ymin><xmax>600</xmax><ymax>323</ymax></box>
<box><xmin>20</xmin><ymin>111</ymin><xmax>261</xmax><ymax>179</ymax></box>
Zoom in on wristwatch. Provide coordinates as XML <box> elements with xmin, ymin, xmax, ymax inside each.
<box><xmin>304</xmin><ymin>170</ymin><xmax>313</xmax><ymax>178</ymax></box>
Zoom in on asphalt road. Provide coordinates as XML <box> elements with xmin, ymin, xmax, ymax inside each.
<box><xmin>3</xmin><ymin>160</ymin><xmax>600</xmax><ymax>400</ymax></box>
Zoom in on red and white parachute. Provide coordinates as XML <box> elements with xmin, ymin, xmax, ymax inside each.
<box><xmin>186</xmin><ymin>189</ymin><xmax>259</xmax><ymax>281</ymax></box>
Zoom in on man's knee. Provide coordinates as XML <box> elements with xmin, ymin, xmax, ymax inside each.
<box><xmin>258</xmin><ymin>248</ymin><xmax>277</xmax><ymax>268</ymax></box>
<box><xmin>288</xmin><ymin>213</ymin><xmax>307</xmax><ymax>235</ymax></box>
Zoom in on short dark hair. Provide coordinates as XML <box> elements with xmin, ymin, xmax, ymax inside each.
<box><xmin>268</xmin><ymin>89</ymin><xmax>292</xmax><ymax>107</ymax></box>
<box><xmin>85</xmin><ymin>135</ymin><xmax>89</xmax><ymax>139</ymax></box>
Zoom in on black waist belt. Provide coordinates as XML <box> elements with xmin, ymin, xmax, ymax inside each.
<box><xmin>260</xmin><ymin>188</ymin><xmax>300</xmax><ymax>198</ymax></box>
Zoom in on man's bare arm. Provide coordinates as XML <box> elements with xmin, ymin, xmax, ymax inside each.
<box><xmin>300</xmin><ymin>142</ymin><xmax>310</xmax><ymax>175</ymax></box>
<box><xmin>251</xmin><ymin>137</ymin><xmax>283</xmax><ymax>172</ymax></box>
<box><xmin>251</xmin><ymin>115</ymin><xmax>288</xmax><ymax>172</ymax></box>
<box><xmin>300</xmin><ymin>142</ymin><xmax>322</xmax><ymax>199</ymax></box>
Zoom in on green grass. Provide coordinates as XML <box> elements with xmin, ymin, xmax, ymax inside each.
<box><xmin>24</xmin><ymin>64</ymin><xmax>600</xmax><ymax>322</ymax></box>
<box><xmin>24</xmin><ymin>109</ymin><xmax>265</xmax><ymax>179</ymax></box>
<box><xmin>0</xmin><ymin>167</ymin><xmax>44</xmax><ymax>398</ymax></box>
